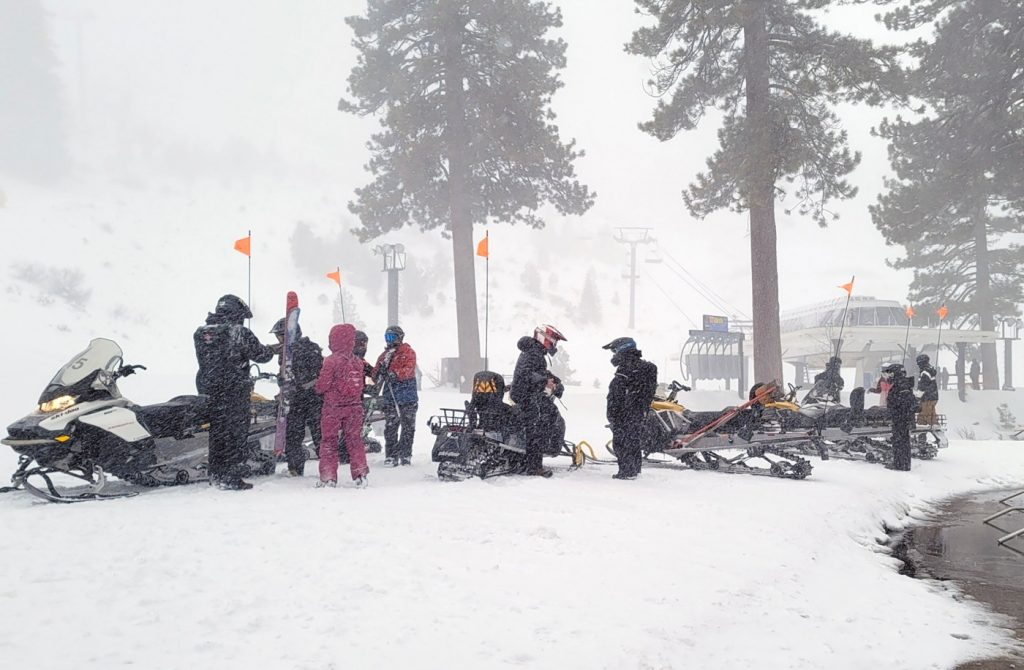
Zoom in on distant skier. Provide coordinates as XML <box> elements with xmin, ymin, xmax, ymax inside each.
<box><xmin>939</xmin><ymin>367</ymin><xmax>950</xmax><ymax>391</ymax></box>
<box><xmin>510</xmin><ymin>324</ymin><xmax>567</xmax><ymax>478</ymax></box>
<box><xmin>970</xmin><ymin>358</ymin><xmax>981</xmax><ymax>390</ymax></box>
<box><xmin>812</xmin><ymin>356</ymin><xmax>844</xmax><ymax>402</ymax></box>
<box><xmin>882</xmin><ymin>363</ymin><xmax>917</xmax><ymax>471</ymax></box>
<box><xmin>603</xmin><ymin>337</ymin><xmax>658</xmax><ymax>480</ymax></box>
<box><xmin>915</xmin><ymin>354</ymin><xmax>939</xmax><ymax>426</ymax></box>
<box><xmin>193</xmin><ymin>294</ymin><xmax>276</xmax><ymax>490</ymax></box>
<box><xmin>372</xmin><ymin>326</ymin><xmax>418</xmax><ymax>466</ymax></box>
<box><xmin>314</xmin><ymin>324</ymin><xmax>369</xmax><ymax>488</ymax></box>
<box><xmin>271</xmin><ymin>318</ymin><xmax>323</xmax><ymax>476</ymax></box>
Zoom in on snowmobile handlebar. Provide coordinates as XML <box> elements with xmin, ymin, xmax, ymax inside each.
<box><xmin>116</xmin><ymin>364</ymin><xmax>147</xmax><ymax>378</ymax></box>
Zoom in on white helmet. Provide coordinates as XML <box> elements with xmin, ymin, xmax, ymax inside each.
<box><xmin>534</xmin><ymin>324</ymin><xmax>567</xmax><ymax>354</ymax></box>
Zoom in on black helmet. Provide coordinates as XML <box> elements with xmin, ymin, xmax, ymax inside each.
<box><xmin>915</xmin><ymin>354</ymin><xmax>930</xmax><ymax>366</ymax></box>
<box><xmin>214</xmin><ymin>294</ymin><xmax>252</xmax><ymax>323</ymax></box>
<box><xmin>385</xmin><ymin>325</ymin><xmax>404</xmax><ymax>346</ymax></box>
<box><xmin>354</xmin><ymin>330</ymin><xmax>368</xmax><ymax>358</ymax></box>
<box><xmin>828</xmin><ymin>356</ymin><xmax>842</xmax><ymax>368</ymax></box>
<box><xmin>602</xmin><ymin>337</ymin><xmax>637</xmax><ymax>354</ymax></box>
<box><xmin>270</xmin><ymin>318</ymin><xmax>301</xmax><ymax>339</ymax></box>
<box><xmin>881</xmin><ymin>363</ymin><xmax>905</xmax><ymax>377</ymax></box>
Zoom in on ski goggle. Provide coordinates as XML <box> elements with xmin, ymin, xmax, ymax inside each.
<box><xmin>385</xmin><ymin>332</ymin><xmax>400</xmax><ymax>345</ymax></box>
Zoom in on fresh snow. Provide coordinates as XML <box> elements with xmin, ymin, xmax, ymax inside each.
<box><xmin>1</xmin><ymin>386</ymin><xmax>1023</xmax><ymax>669</ymax></box>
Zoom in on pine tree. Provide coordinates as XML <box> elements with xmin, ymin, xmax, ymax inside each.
<box><xmin>0</xmin><ymin>0</ymin><xmax>68</xmax><ymax>181</ymax></box>
<box><xmin>626</xmin><ymin>1</ymin><xmax>902</xmax><ymax>383</ymax></box>
<box><xmin>341</xmin><ymin>0</ymin><xmax>594</xmax><ymax>389</ymax></box>
<box><xmin>872</xmin><ymin>0</ymin><xmax>1024</xmax><ymax>390</ymax></box>
<box><xmin>578</xmin><ymin>268</ymin><xmax>602</xmax><ymax>325</ymax></box>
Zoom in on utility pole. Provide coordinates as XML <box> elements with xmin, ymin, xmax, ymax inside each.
<box><xmin>375</xmin><ymin>243</ymin><xmax>407</xmax><ymax>326</ymax></box>
<box><xmin>614</xmin><ymin>227</ymin><xmax>653</xmax><ymax>329</ymax></box>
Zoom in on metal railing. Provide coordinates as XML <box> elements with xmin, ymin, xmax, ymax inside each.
<box><xmin>983</xmin><ymin>490</ymin><xmax>1024</xmax><ymax>547</ymax></box>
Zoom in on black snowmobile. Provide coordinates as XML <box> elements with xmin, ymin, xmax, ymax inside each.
<box><xmin>1</xmin><ymin>338</ymin><xmax>276</xmax><ymax>503</ymax></box>
<box><xmin>429</xmin><ymin>371</ymin><xmax>580</xmax><ymax>481</ymax></box>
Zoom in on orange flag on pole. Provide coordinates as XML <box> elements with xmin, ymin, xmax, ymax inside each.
<box><xmin>233</xmin><ymin>235</ymin><xmax>251</xmax><ymax>257</ymax></box>
<box><xmin>905</xmin><ymin>305</ymin><xmax>914</xmax><ymax>319</ymax></box>
<box><xmin>838</xmin><ymin>280</ymin><xmax>854</xmax><ymax>295</ymax></box>
<box><xmin>937</xmin><ymin>305</ymin><xmax>949</xmax><ymax>320</ymax></box>
<box><xmin>326</xmin><ymin>269</ymin><xmax>341</xmax><ymax>285</ymax></box>
<box><xmin>476</xmin><ymin>236</ymin><xmax>489</xmax><ymax>258</ymax></box>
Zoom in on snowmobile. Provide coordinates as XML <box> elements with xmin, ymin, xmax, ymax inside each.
<box><xmin>429</xmin><ymin>371</ymin><xmax>580</xmax><ymax>481</ymax></box>
<box><xmin>607</xmin><ymin>381</ymin><xmax>814</xmax><ymax>480</ymax></box>
<box><xmin>1</xmin><ymin>338</ymin><xmax>276</xmax><ymax>503</ymax></box>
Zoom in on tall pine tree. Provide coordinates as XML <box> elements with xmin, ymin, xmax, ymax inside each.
<box><xmin>626</xmin><ymin>1</ymin><xmax>901</xmax><ymax>383</ymax></box>
<box><xmin>872</xmin><ymin>0</ymin><xmax>1024</xmax><ymax>389</ymax></box>
<box><xmin>341</xmin><ymin>0</ymin><xmax>594</xmax><ymax>387</ymax></box>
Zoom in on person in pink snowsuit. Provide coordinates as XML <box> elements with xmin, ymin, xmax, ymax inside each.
<box><xmin>314</xmin><ymin>324</ymin><xmax>369</xmax><ymax>487</ymax></box>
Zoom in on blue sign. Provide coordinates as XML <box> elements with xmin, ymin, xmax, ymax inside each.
<box><xmin>703</xmin><ymin>314</ymin><xmax>729</xmax><ymax>333</ymax></box>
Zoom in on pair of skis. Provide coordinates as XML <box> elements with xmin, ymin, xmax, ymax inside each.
<box><xmin>273</xmin><ymin>292</ymin><xmax>300</xmax><ymax>457</ymax></box>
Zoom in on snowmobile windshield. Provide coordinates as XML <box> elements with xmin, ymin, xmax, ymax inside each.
<box><xmin>40</xmin><ymin>339</ymin><xmax>123</xmax><ymax>402</ymax></box>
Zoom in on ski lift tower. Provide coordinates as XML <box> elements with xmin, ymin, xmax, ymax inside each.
<box><xmin>374</xmin><ymin>243</ymin><xmax>406</xmax><ymax>326</ymax></box>
<box><xmin>614</xmin><ymin>227</ymin><xmax>654</xmax><ymax>329</ymax></box>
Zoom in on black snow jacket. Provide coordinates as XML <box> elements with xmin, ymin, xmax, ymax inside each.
<box><xmin>510</xmin><ymin>336</ymin><xmax>562</xmax><ymax>405</ymax></box>
<box><xmin>887</xmin><ymin>375</ymin><xmax>919</xmax><ymax>423</ymax></box>
<box><xmin>813</xmin><ymin>364</ymin><xmax>845</xmax><ymax>401</ymax></box>
<box><xmin>290</xmin><ymin>336</ymin><xmax>324</xmax><ymax>391</ymax></box>
<box><xmin>917</xmin><ymin>364</ymin><xmax>939</xmax><ymax>402</ymax></box>
<box><xmin>606</xmin><ymin>350</ymin><xmax>658</xmax><ymax>428</ymax></box>
<box><xmin>194</xmin><ymin>313</ymin><xmax>275</xmax><ymax>395</ymax></box>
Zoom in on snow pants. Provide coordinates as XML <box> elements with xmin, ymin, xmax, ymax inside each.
<box><xmin>383</xmin><ymin>402</ymin><xmax>417</xmax><ymax>460</ymax></box>
<box><xmin>890</xmin><ymin>418</ymin><xmax>912</xmax><ymax>471</ymax></box>
<box><xmin>612</xmin><ymin>423</ymin><xmax>644</xmax><ymax>478</ymax></box>
<box><xmin>208</xmin><ymin>385</ymin><xmax>251</xmax><ymax>481</ymax></box>
<box><xmin>319</xmin><ymin>403</ymin><xmax>368</xmax><ymax>482</ymax></box>
<box><xmin>917</xmin><ymin>400</ymin><xmax>938</xmax><ymax>426</ymax></box>
<box><xmin>519</xmin><ymin>397</ymin><xmax>561</xmax><ymax>472</ymax></box>
<box><xmin>285</xmin><ymin>389</ymin><xmax>321</xmax><ymax>474</ymax></box>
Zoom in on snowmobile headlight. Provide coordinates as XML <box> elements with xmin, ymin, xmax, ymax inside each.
<box><xmin>39</xmin><ymin>395</ymin><xmax>78</xmax><ymax>413</ymax></box>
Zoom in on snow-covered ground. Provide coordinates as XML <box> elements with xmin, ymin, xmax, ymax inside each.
<box><xmin>2</xmin><ymin>384</ymin><xmax>1023</xmax><ymax>669</ymax></box>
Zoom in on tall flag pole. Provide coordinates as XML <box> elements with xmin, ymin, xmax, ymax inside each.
<box><xmin>233</xmin><ymin>231</ymin><xmax>252</xmax><ymax>327</ymax></box>
<box><xmin>902</xmin><ymin>305</ymin><xmax>914</xmax><ymax>367</ymax></box>
<box><xmin>476</xmin><ymin>232</ymin><xmax>490</xmax><ymax>369</ymax></box>
<box><xmin>834</xmin><ymin>276</ymin><xmax>855</xmax><ymax>361</ymax></box>
<box><xmin>935</xmin><ymin>305</ymin><xmax>949</xmax><ymax>368</ymax></box>
<box><xmin>326</xmin><ymin>268</ymin><xmax>345</xmax><ymax>321</ymax></box>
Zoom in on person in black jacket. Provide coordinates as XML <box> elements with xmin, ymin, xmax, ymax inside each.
<box><xmin>271</xmin><ymin>318</ymin><xmax>324</xmax><ymax>476</ymax></box>
<box><xmin>604</xmin><ymin>337</ymin><xmax>658</xmax><ymax>480</ymax></box>
<box><xmin>915</xmin><ymin>354</ymin><xmax>939</xmax><ymax>426</ymax></box>
<box><xmin>510</xmin><ymin>324</ymin><xmax>567</xmax><ymax>478</ymax></box>
<box><xmin>811</xmin><ymin>356</ymin><xmax>844</xmax><ymax>402</ymax></box>
<box><xmin>194</xmin><ymin>294</ymin><xmax>276</xmax><ymax>490</ymax></box>
<box><xmin>882</xmin><ymin>363</ymin><xmax>917</xmax><ymax>471</ymax></box>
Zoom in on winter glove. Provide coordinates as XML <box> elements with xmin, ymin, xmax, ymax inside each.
<box><xmin>269</xmin><ymin>342</ymin><xmax>283</xmax><ymax>355</ymax></box>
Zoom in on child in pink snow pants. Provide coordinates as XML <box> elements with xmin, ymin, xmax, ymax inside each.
<box><xmin>314</xmin><ymin>324</ymin><xmax>369</xmax><ymax>485</ymax></box>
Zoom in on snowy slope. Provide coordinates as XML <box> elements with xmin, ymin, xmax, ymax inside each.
<box><xmin>1</xmin><ymin>412</ymin><xmax>1022</xmax><ymax>669</ymax></box>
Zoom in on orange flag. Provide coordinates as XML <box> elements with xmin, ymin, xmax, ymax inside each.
<box><xmin>476</xmin><ymin>236</ymin><xmax>489</xmax><ymax>258</ymax></box>
<box><xmin>233</xmin><ymin>235</ymin><xmax>251</xmax><ymax>257</ymax></box>
<box><xmin>326</xmin><ymin>269</ymin><xmax>341</xmax><ymax>285</ymax></box>
<box><xmin>937</xmin><ymin>305</ymin><xmax>949</xmax><ymax>320</ymax></box>
<box><xmin>905</xmin><ymin>305</ymin><xmax>914</xmax><ymax>319</ymax></box>
<box><xmin>838</xmin><ymin>280</ymin><xmax>854</xmax><ymax>295</ymax></box>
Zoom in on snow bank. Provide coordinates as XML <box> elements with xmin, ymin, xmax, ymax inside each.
<box><xmin>2</xmin><ymin>388</ymin><xmax>1022</xmax><ymax>669</ymax></box>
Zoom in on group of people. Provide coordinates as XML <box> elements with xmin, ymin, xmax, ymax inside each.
<box><xmin>866</xmin><ymin>354</ymin><xmax>940</xmax><ymax>471</ymax></box>
<box><xmin>193</xmin><ymin>294</ymin><xmax>418</xmax><ymax>490</ymax></box>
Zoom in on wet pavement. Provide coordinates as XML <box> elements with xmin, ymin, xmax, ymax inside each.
<box><xmin>895</xmin><ymin>489</ymin><xmax>1024</xmax><ymax>668</ymax></box>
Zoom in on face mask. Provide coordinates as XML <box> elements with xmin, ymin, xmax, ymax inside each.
<box><xmin>610</xmin><ymin>353</ymin><xmax>623</xmax><ymax>366</ymax></box>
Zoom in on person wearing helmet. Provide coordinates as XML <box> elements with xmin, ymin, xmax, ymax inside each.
<box><xmin>338</xmin><ymin>330</ymin><xmax>374</xmax><ymax>467</ymax></box>
<box><xmin>603</xmin><ymin>337</ymin><xmax>658</xmax><ymax>480</ymax></box>
<box><xmin>372</xmin><ymin>325</ymin><xmax>418</xmax><ymax>466</ymax></box>
<box><xmin>270</xmin><ymin>318</ymin><xmax>324</xmax><ymax>476</ymax></box>
<box><xmin>915</xmin><ymin>354</ymin><xmax>939</xmax><ymax>426</ymax></box>
<box><xmin>881</xmin><ymin>363</ymin><xmax>918</xmax><ymax>471</ymax></box>
<box><xmin>193</xmin><ymin>294</ymin><xmax>276</xmax><ymax>490</ymax></box>
<box><xmin>510</xmin><ymin>324</ymin><xmax>567</xmax><ymax>478</ymax></box>
<box><xmin>812</xmin><ymin>356</ymin><xmax>845</xmax><ymax>402</ymax></box>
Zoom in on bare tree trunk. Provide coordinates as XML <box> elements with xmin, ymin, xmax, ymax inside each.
<box><xmin>442</xmin><ymin>1</ymin><xmax>482</xmax><ymax>392</ymax></box>
<box><xmin>743</xmin><ymin>0</ymin><xmax>784</xmax><ymax>385</ymax></box>
<box><xmin>974</xmin><ymin>210</ymin><xmax>1000</xmax><ymax>389</ymax></box>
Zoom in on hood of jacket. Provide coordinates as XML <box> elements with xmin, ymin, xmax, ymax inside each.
<box><xmin>518</xmin><ymin>336</ymin><xmax>543</xmax><ymax>353</ymax></box>
<box><xmin>329</xmin><ymin>324</ymin><xmax>356</xmax><ymax>354</ymax></box>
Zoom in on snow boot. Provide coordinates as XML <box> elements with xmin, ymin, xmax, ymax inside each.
<box><xmin>214</xmin><ymin>478</ymin><xmax>254</xmax><ymax>491</ymax></box>
<box><xmin>354</xmin><ymin>475</ymin><xmax>369</xmax><ymax>489</ymax></box>
<box><xmin>612</xmin><ymin>473</ymin><xmax>637</xmax><ymax>481</ymax></box>
<box><xmin>383</xmin><ymin>457</ymin><xmax>399</xmax><ymax>467</ymax></box>
<box><xmin>526</xmin><ymin>467</ymin><xmax>553</xmax><ymax>478</ymax></box>
<box><xmin>315</xmin><ymin>479</ymin><xmax>337</xmax><ymax>488</ymax></box>
<box><xmin>399</xmin><ymin>457</ymin><xmax>411</xmax><ymax>466</ymax></box>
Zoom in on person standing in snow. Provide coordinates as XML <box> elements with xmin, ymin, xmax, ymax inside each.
<box><xmin>271</xmin><ymin>318</ymin><xmax>323</xmax><ymax>477</ymax></box>
<box><xmin>603</xmin><ymin>337</ymin><xmax>658</xmax><ymax>480</ymax></box>
<box><xmin>883</xmin><ymin>363</ymin><xmax>917</xmax><ymax>471</ymax></box>
<box><xmin>372</xmin><ymin>326</ymin><xmax>418</xmax><ymax>466</ymax></box>
<box><xmin>867</xmin><ymin>368</ymin><xmax>894</xmax><ymax>408</ymax></box>
<box><xmin>969</xmin><ymin>358</ymin><xmax>981</xmax><ymax>390</ymax></box>
<box><xmin>812</xmin><ymin>356</ymin><xmax>844</xmax><ymax>402</ymax></box>
<box><xmin>915</xmin><ymin>354</ymin><xmax>939</xmax><ymax>426</ymax></box>
<box><xmin>314</xmin><ymin>324</ymin><xmax>369</xmax><ymax>488</ymax></box>
<box><xmin>510</xmin><ymin>324</ymin><xmax>567</xmax><ymax>478</ymax></box>
<box><xmin>193</xmin><ymin>294</ymin><xmax>276</xmax><ymax>490</ymax></box>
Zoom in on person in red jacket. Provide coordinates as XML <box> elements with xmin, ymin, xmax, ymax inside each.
<box><xmin>314</xmin><ymin>324</ymin><xmax>369</xmax><ymax>488</ymax></box>
<box><xmin>372</xmin><ymin>325</ymin><xmax>418</xmax><ymax>466</ymax></box>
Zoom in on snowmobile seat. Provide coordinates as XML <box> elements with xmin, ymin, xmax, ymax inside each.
<box><xmin>136</xmin><ymin>395</ymin><xmax>209</xmax><ymax>439</ymax></box>
<box><xmin>467</xmin><ymin>371</ymin><xmax>518</xmax><ymax>434</ymax></box>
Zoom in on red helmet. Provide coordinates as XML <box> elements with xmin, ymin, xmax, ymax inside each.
<box><xmin>534</xmin><ymin>324</ymin><xmax>567</xmax><ymax>353</ymax></box>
